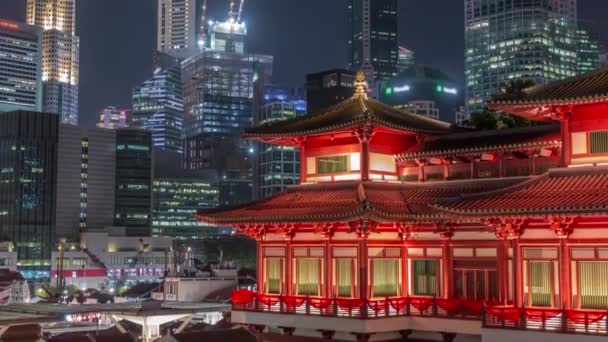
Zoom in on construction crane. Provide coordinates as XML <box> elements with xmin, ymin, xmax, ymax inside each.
<box><xmin>228</xmin><ymin>0</ymin><xmax>245</xmax><ymax>23</ymax></box>
<box><xmin>237</xmin><ymin>0</ymin><xmax>245</xmax><ymax>23</ymax></box>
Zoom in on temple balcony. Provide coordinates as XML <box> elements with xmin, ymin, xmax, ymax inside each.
<box><xmin>231</xmin><ymin>291</ymin><xmax>608</xmax><ymax>341</ymax></box>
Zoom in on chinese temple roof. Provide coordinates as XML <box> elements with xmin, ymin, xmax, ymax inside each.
<box><xmin>433</xmin><ymin>166</ymin><xmax>608</xmax><ymax>217</ymax></box>
<box><xmin>243</xmin><ymin>95</ymin><xmax>453</xmax><ymax>144</ymax></box>
<box><xmin>396</xmin><ymin>124</ymin><xmax>561</xmax><ymax>161</ymax></box>
<box><xmin>490</xmin><ymin>67</ymin><xmax>608</xmax><ymax>118</ymax></box>
<box><xmin>196</xmin><ymin>178</ymin><xmax>525</xmax><ymax>225</ymax></box>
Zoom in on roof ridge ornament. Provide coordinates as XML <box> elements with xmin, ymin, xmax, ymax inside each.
<box><xmin>354</xmin><ymin>71</ymin><xmax>368</xmax><ymax>99</ymax></box>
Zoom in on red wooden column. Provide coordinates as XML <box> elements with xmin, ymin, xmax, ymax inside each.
<box><xmin>513</xmin><ymin>239</ymin><xmax>523</xmax><ymax>307</ymax></box>
<box><xmin>442</xmin><ymin>239</ymin><xmax>452</xmax><ymax>298</ymax></box>
<box><xmin>559</xmin><ymin>238</ymin><xmax>571</xmax><ymax>309</ymax></box>
<box><xmin>497</xmin><ymin>241</ymin><xmax>509</xmax><ymax>303</ymax></box>
<box><xmin>257</xmin><ymin>242</ymin><xmax>264</xmax><ymax>293</ymax></box>
<box><xmin>325</xmin><ymin>239</ymin><xmax>332</xmax><ymax>298</ymax></box>
<box><xmin>560</xmin><ymin>112</ymin><xmax>572</xmax><ymax>167</ymax></box>
<box><xmin>299</xmin><ymin>140</ymin><xmax>307</xmax><ymax>183</ymax></box>
<box><xmin>286</xmin><ymin>240</ymin><xmax>292</xmax><ymax>295</ymax></box>
<box><xmin>359</xmin><ymin>238</ymin><xmax>368</xmax><ymax>299</ymax></box>
<box><xmin>357</xmin><ymin>126</ymin><xmax>372</xmax><ymax>181</ymax></box>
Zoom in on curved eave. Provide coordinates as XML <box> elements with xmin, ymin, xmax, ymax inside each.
<box><xmin>489</xmin><ymin>95</ymin><xmax>608</xmax><ymax>118</ymax></box>
<box><xmin>396</xmin><ymin>140</ymin><xmax>561</xmax><ymax>162</ymax></box>
<box><xmin>431</xmin><ymin>204</ymin><xmax>608</xmax><ymax>219</ymax></box>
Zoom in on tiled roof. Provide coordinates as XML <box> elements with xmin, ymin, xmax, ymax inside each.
<box><xmin>490</xmin><ymin>67</ymin><xmax>608</xmax><ymax>107</ymax></box>
<box><xmin>196</xmin><ymin>179</ymin><xmax>526</xmax><ymax>225</ymax></box>
<box><xmin>243</xmin><ymin>95</ymin><xmax>453</xmax><ymax>141</ymax></box>
<box><xmin>397</xmin><ymin>124</ymin><xmax>561</xmax><ymax>161</ymax></box>
<box><xmin>433</xmin><ymin>166</ymin><xmax>608</xmax><ymax>216</ymax></box>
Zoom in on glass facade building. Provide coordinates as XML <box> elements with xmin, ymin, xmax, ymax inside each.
<box><xmin>348</xmin><ymin>0</ymin><xmax>399</xmax><ymax>81</ymax></box>
<box><xmin>464</xmin><ymin>0</ymin><xmax>581</xmax><ymax>114</ymax></box>
<box><xmin>152</xmin><ymin>178</ymin><xmax>218</xmax><ymax>239</ymax></box>
<box><xmin>132</xmin><ymin>52</ymin><xmax>183</xmax><ymax>153</ymax></box>
<box><xmin>576</xmin><ymin>25</ymin><xmax>600</xmax><ymax>74</ymax></box>
<box><xmin>0</xmin><ymin>20</ymin><xmax>42</xmax><ymax>113</ymax></box>
<box><xmin>306</xmin><ymin>69</ymin><xmax>355</xmax><ymax>113</ymax></box>
<box><xmin>114</xmin><ymin>129</ymin><xmax>153</xmax><ymax>236</ymax></box>
<box><xmin>256</xmin><ymin>86</ymin><xmax>306</xmax><ymax>199</ymax></box>
<box><xmin>0</xmin><ymin>111</ymin><xmax>58</xmax><ymax>280</ymax></box>
<box><xmin>27</xmin><ymin>0</ymin><xmax>80</xmax><ymax>125</ymax></box>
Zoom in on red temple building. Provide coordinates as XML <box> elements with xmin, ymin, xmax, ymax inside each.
<box><xmin>197</xmin><ymin>70</ymin><xmax>608</xmax><ymax>342</ymax></box>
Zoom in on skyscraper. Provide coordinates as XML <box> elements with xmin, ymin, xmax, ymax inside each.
<box><xmin>26</xmin><ymin>0</ymin><xmax>80</xmax><ymax>125</ymax></box>
<box><xmin>132</xmin><ymin>52</ymin><xmax>183</xmax><ymax>153</ymax></box>
<box><xmin>114</xmin><ymin>129</ymin><xmax>153</xmax><ymax>237</ymax></box>
<box><xmin>97</xmin><ymin>106</ymin><xmax>130</xmax><ymax>130</ymax></box>
<box><xmin>181</xmin><ymin>18</ymin><xmax>272</xmax><ymax>206</ymax></box>
<box><xmin>56</xmin><ymin>125</ymin><xmax>116</xmax><ymax>240</ymax></box>
<box><xmin>464</xmin><ymin>0</ymin><xmax>579</xmax><ymax>114</ymax></box>
<box><xmin>348</xmin><ymin>0</ymin><xmax>399</xmax><ymax>82</ymax></box>
<box><xmin>157</xmin><ymin>0</ymin><xmax>203</xmax><ymax>59</ymax></box>
<box><xmin>0</xmin><ymin>111</ymin><xmax>59</xmax><ymax>280</ymax></box>
<box><xmin>576</xmin><ymin>23</ymin><xmax>601</xmax><ymax>74</ymax></box>
<box><xmin>306</xmin><ymin>69</ymin><xmax>355</xmax><ymax>113</ymax></box>
<box><xmin>0</xmin><ymin>20</ymin><xmax>42</xmax><ymax>113</ymax></box>
<box><xmin>255</xmin><ymin>86</ymin><xmax>306</xmax><ymax>199</ymax></box>
<box><xmin>397</xmin><ymin>46</ymin><xmax>415</xmax><ymax>73</ymax></box>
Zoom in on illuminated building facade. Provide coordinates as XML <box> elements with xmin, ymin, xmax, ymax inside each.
<box><xmin>27</xmin><ymin>0</ymin><xmax>80</xmax><ymax>125</ymax></box>
<box><xmin>97</xmin><ymin>106</ymin><xmax>130</xmax><ymax>130</ymax></box>
<box><xmin>198</xmin><ymin>70</ymin><xmax>608</xmax><ymax>341</ymax></box>
<box><xmin>0</xmin><ymin>20</ymin><xmax>42</xmax><ymax>113</ymax></box>
<box><xmin>306</xmin><ymin>69</ymin><xmax>355</xmax><ymax>113</ymax></box>
<box><xmin>348</xmin><ymin>0</ymin><xmax>398</xmax><ymax>82</ymax></box>
<box><xmin>152</xmin><ymin>177</ymin><xmax>218</xmax><ymax>239</ymax></box>
<box><xmin>464</xmin><ymin>0</ymin><xmax>579</xmax><ymax>114</ymax></box>
<box><xmin>255</xmin><ymin>86</ymin><xmax>306</xmax><ymax>199</ymax></box>
<box><xmin>56</xmin><ymin>125</ymin><xmax>116</xmax><ymax>240</ymax></box>
<box><xmin>132</xmin><ymin>52</ymin><xmax>183</xmax><ymax>153</ymax></box>
<box><xmin>114</xmin><ymin>129</ymin><xmax>153</xmax><ymax>237</ymax></box>
<box><xmin>377</xmin><ymin>66</ymin><xmax>463</xmax><ymax>122</ymax></box>
<box><xmin>0</xmin><ymin>111</ymin><xmax>58</xmax><ymax>280</ymax></box>
<box><xmin>576</xmin><ymin>24</ymin><xmax>600</xmax><ymax>74</ymax></box>
<box><xmin>397</xmin><ymin>46</ymin><xmax>415</xmax><ymax>73</ymax></box>
<box><xmin>157</xmin><ymin>0</ymin><xmax>203</xmax><ymax>59</ymax></box>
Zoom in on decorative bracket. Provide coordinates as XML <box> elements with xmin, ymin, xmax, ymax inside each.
<box><xmin>485</xmin><ymin>218</ymin><xmax>527</xmax><ymax>240</ymax></box>
<box><xmin>348</xmin><ymin>219</ymin><xmax>379</xmax><ymax>239</ymax></box>
<box><xmin>394</xmin><ymin>222</ymin><xmax>415</xmax><ymax>240</ymax></box>
<box><xmin>434</xmin><ymin>221</ymin><xmax>456</xmax><ymax>240</ymax></box>
<box><xmin>313</xmin><ymin>222</ymin><xmax>337</xmax><ymax>240</ymax></box>
<box><xmin>548</xmin><ymin>216</ymin><xmax>576</xmax><ymax>239</ymax></box>
<box><xmin>277</xmin><ymin>223</ymin><xmax>297</xmax><ymax>240</ymax></box>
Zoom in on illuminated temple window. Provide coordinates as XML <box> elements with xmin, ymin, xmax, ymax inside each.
<box><xmin>265</xmin><ymin>258</ymin><xmax>282</xmax><ymax>294</ymax></box>
<box><xmin>335</xmin><ymin>258</ymin><xmax>354</xmax><ymax>297</ymax></box>
<box><xmin>372</xmin><ymin>259</ymin><xmax>399</xmax><ymax>297</ymax></box>
<box><xmin>370</xmin><ymin>153</ymin><xmax>396</xmax><ymax>173</ymax></box>
<box><xmin>413</xmin><ymin>260</ymin><xmax>437</xmax><ymax>296</ymax></box>
<box><xmin>578</xmin><ymin>261</ymin><xmax>608</xmax><ymax>309</ymax></box>
<box><xmin>297</xmin><ymin>258</ymin><xmax>320</xmax><ymax>296</ymax></box>
<box><xmin>590</xmin><ymin>131</ymin><xmax>608</xmax><ymax>154</ymax></box>
<box><xmin>529</xmin><ymin>261</ymin><xmax>553</xmax><ymax>307</ymax></box>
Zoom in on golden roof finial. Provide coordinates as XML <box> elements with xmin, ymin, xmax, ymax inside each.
<box><xmin>354</xmin><ymin>71</ymin><xmax>368</xmax><ymax>99</ymax></box>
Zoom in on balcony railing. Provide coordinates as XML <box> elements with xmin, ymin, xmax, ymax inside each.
<box><xmin>231</xmin><ymin>290</ymin><xmax>483</xmax><ymax>320</ymax></box>
<box><xmin>483</xmin><ymin>306</ymin><xmax>608</xmax><ymax>336</ymax></box>
<box><xmin>232</xmin><ymin>290</ymin><xmax>608</xmax><ymax>336</ymax></box>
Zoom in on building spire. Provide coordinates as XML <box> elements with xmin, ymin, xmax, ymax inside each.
<box><xmin>354</xmin><ymin>71</ymin><xmax>368</xmax><ymax>99</ymax></box>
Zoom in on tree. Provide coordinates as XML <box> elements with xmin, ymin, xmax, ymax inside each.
<box><xmin>463</xmin><ymin>79</ymin><xmax>538</xmax><ymax>130</ymax></box>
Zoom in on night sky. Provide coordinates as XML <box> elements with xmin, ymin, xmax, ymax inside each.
<box><xmin>1</xmin><ymin>0</ymin><xmax>608</xmax><ymax>127</ymax></box>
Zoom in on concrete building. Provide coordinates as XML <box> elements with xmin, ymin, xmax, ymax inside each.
<box><xmin>0</xmin><ymin>269</ymin><xmax>30</xmax><ymax>304</ymax></box>
<box><xmin>0</xmin><ymin>111</ymin><xmax>58</xmax><ymax>280</ymax></box>
<box><xmin>27</xmin><ymin>0</ymin><xmax>80</xmax><ymax>125</ymax></box>
<box><xmin>51</xmin><ymin>228</ymin><xmax>173</xmax><ymax>291</ymax></box>
<box><xmin>157</xmin><ymin>0</ymin><xmax>203</xmax><ymax>59</ymax></box>
<box><xmin>348</xmin><ymin>0</ymin><xmax>399</xmax><ymax>81</ymax></box>
<box><xmin>97</xmin><ymin>106</ymin><xmax>130</xmax><ymax>130</ymax></box>
<box><xmin>306</xmin><ymin>69</ymin><xmax>355</xmax><ymax>113</ymax></box>
<box><xmin>0</xmin><ymin>242</ymin><xmax>17</xmax><ymax>272</ymax></box>
<box><xmin>255</xmin><ymin>86</ymin><xmax>306</xmax><ymax>199</ymax></box>
<box><xmin>114</xmin><ymin>129</ymin><xmax>154</xmax><ymax>237</ymax></box>
<box><xmin>464</xmin><ymin>0</ymin><xmax>582</xmax><ymax>114</ymax></box>
<box><xmin>0</xmin><ymin>20</ymin><xmax>42</xmax><ymax>113</ymax></box>
<box><xmin>56</xmin><ymin>125</ymin><xmax>116</xmax><ymax>241</ymax></box>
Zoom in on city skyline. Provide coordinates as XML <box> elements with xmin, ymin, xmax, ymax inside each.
<box><xmin>1</xmin><ymin>0</ymin><xmax>608</xmax><ymax>127</ymax></box>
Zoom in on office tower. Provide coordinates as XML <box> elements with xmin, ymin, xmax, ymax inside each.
<box><xmin>97</xmin><ymin>106</ymin><xmax>130</xmax><ymax>129</ymax></box>
<box><xmin>0</xmin><ymin>20</ymin><xmax>42</xmax><ymax>113</ymax></box>
<box><xmin>255</xmin><ymin>86</ymin><xmax>306</xmax><ymax>199</ymax></box>
<box><xmin>576</xmin><ymin>24</ymin><xmax>600</xmax><ymax>74</ymax></box>
<box><xmin>132</xmin><ymin>52</ymin><xmax>183</xmax><ymax>153</ymax></box>
<box><xmin>114</xmin><ymin>129</ymin><xmax>153</xmax><ymax>237</ymax></box>
<box><xmin>27</xmin><ymin>0</ymin><xmax>80</xmax><ymax>125</ymax></box>
<box><xmin>377</xmin><ymin>66</ymin><xmax>463</xmax><ymax>121</ymax></box>
<box><xmin>56</xmin><ymin>126</ymin><xmax>116</xmax><ymax>241</ymax></box>
<box><xmin>182</xmin><ymin>17</ymin><xmax>272</xmax><ymax>205</ymax></box>
<box><xmin>0</xmin><ymin>111</ymin><xmax>58</xmax><ymax>280</ymax></box>
<box><xmin>348</xmin><ymin>0</ymin><xmax>399</xmax><ymax>81</ymax></box>
<box><xmin>306</xmin><ymin>69</ymin><xmax>355</xmax><ymax>113</ymax></box>
<box><xmin>397</xmin><ymin>46</ymin><xmax>415</xmax><ymax>73</ymax></box>
<box><xmin>464</xmin><ymin>0</ymin><xmax>578</xmax><ymax>113</ymax></box>
<box><xmin>157</xmin><ymin>0</ymin><xmax>203</xmax><ymax>59</ymax></box>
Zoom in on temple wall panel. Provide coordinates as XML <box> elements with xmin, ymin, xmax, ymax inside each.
<box><xmin>452</xmin><ymin>231</ymin><xmax>497</xmax><ymax>240</ymax></box>
<box><xmin>570</xmin><ymin>228</ymin><xmax>608</xmax><ymax>239</ymax></box>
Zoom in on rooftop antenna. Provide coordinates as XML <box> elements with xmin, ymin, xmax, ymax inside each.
<box><xmin>199</xmin><ymin>0</ymin><xmax>208</xmax><ymax>49</ymax></box>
